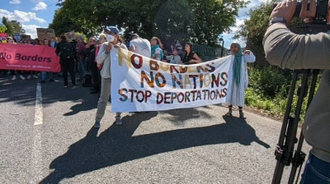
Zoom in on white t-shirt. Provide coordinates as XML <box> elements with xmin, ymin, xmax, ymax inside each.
<box><xmin>129</xmin><ymin>38</ymin><xmax>151</xmax><ymax>58</ymax></box>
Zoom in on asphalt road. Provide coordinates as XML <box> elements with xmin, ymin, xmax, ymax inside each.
<box><xmin>0</xmin><ymin>74</ymin><xmax>311</xmax><ymax>184</ymax></box>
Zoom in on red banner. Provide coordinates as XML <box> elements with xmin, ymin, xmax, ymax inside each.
<box><xmin>0</xmin><ymin>43</ymin><xmax>61</xmax><ymax>72</ymax></box>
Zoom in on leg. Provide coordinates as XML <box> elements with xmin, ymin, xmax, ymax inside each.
<box><xmin>301</xmin><ymin>153</ymin><xmax>330</xmax><ymax>184</ymax></box>
<box><xmin>90</xmin><ymin>62</ymin><xmax>100</xmax><ymax>93</ymax></box>
<box><xmin>239</xmin><ymin>106</ymin><xmax>246</xmax><ymax>119</ymax></box>
<box><xmin>225</xmin><ymin>105</ymin><xmax>233</xmax><ymax>116</ymax></box>
<box><xmin>40</xmin><ymin>72</ymin><xmax>47</xmax><ymax>82</ymax></box>
<box><xmin>68</xmin><ymin>59</ymin><xmax>76</xmax><ymax>86</ymax></box>
<box><xmin>115</xmin><ymin>112</ymin><xmax>122</xmax><ymax>125</ymax></box>
<box><xmin>94</xmin><ymin>77</ymin><xmax>111</xmax><ymax>128</ymax></box>
<box><xmin>61</xmin><ymin>61</ymin><xmax>69</xmax><ymax>87</ymax></box>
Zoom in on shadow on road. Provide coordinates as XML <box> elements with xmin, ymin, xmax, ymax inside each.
<box><xmin>40</xmin><ymin>113</ymin><xmax>270</xmax><ymax>183</ymax></box>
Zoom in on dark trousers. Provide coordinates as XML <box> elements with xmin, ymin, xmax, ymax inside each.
<box><xmin>89</xmin><ymin>61</ymin><xmax>101</xmax><ymax>91</ymax></box>
<box><xmin>61</xmin><ymin>58</ymin><xmax>76</xmax><ymax>86</ymax></box>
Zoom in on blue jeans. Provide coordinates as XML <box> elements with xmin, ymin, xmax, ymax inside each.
<box><xmin>77</xmin><ymin>59</ymin><xmax>86</xmax><ymax>79</ymax></box>
<box><xmin>301</xmin><ymin>153</ymin><xmax>330</xmax><ymax>184</ymax></box>
<box><xmin>41</xmin><ymin>72</ymin><xmax>53</xmax><ymax>80</ymax></box>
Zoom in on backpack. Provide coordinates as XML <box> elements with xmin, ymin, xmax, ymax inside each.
<box><xmin>82</xmin><ymin>73</ymin><xmax>93</xmax><ymax>87</ymax></box>
<box><xmin>60</xmin><ymin>42</ymin><xmax>75</xmax><ymax>59</ymax></box>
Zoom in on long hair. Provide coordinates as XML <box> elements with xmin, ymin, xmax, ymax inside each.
<box><xmin>185</xmin><ymin>42</ymin><xmax>193</xmax><ymax>52</ymax></box>
<box><xmin>151</xmin><ymin>36</ymin><xmax>163</xmax><ymax>49</ymax></box>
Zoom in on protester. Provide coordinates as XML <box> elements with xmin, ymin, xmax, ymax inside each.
<box><xmin>26</xmin><ymin>38</ymin><xmax>40</xmax><ymax>79</ymax></box>
<box><xmin>263</xmin><ymin>0</ymin><xmax>330</xmax><ymax>182</ymax></box>
<box><xmin>169</xmin><ymin>47</ymin><xmax>182</xmax><ymax>64</ymax></box>
<box><xmin>129</xmin><ymin>33</ymin><xmax>151</xmax><ymax>57</ymax></box>
<box><xmin>224</xmin><ymin>43</ymin><xmax>255</xmax><ymax>118</ymax></box>
<box><xmin>93</xmin><ymin>26</ymin><xmax>126</xmax><ymax>128</ymax></box>
<box><xmin>182</xmin><ymin>42</ymin><xmax>202</xmax><ymax>64</ymax></box>
<box><xmin>85</xmin><ymin>37</ymin><xmax>100</xmax><ymax>94</ymax></box>
<box><xmin>56</xmin><ymin>35</ymin><xmax>77</xmax><ymax>88</ymax></box>
<box><xmin>150</xmin><ymin>36</ymin><xmax>164</xmax><ymax>61</ymax></box>
<box><xmin>6</xmin><ymin>36</ymin><xmax>25</xmax><ymax>80</ymax></box>
<box><xmin>40</xmin><ymin>39</ymin><xmax>55</xmax><ymax>83</ymax></box>
<box><xmin>76</xmin><ymin>36</ymin><xmax>86</xmax><ymax>81</ymax></box>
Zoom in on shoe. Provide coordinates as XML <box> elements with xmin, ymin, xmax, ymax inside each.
<box><xmin>72</xmin><ymin>85</ymin><xmax>78</xmax><ymax>89</ymax></box>
<box><xmin>90</xmin><ymin>89</ymin><xmax>99</xmax><ymax>94</ymax></box>
<box><xmin>49</xmin><ymin>79</ymin><xmax>55</xmax><ymax>82</ymax></box>
<box><xmin>39</xmin><ymin>80</ymin><xmax>45</xmax><ymax>83</ymax></box>
<box><xmin>33</xmin><ymin>75</ymin><xmax>39</xmax><ymax>79</ymax></box>
<box><xmin>27</xmin><ymin>75</ymin><xmax>32</xmax><ymax>79</ymax></box>
<box><xmin>225</xmin><ymin>112</ymin><xmax>232</xmax><ymax>117</ymax></box>
<box><xmin>11</xmin><ymin>75</ymin><xmax>17</xmax><ymax>81</ymax></box>
<box><xmin>19</xmin><ymin>75</ymin><xmax>25</xmax><ymax>80</ymax></box>
<box><xmin>64</xmin><ymin>85</ymin><xmax>68</xmax><ymax>88</ymax></box>
<box><xmin>93</xmin><ymin>121</ymin><xmax>100</xmax><ymax>128</ymax></box>
<box><xmin>239</xmin><ymin>111</ymin><xmax>246</xmax><ymax>119</ymax></box>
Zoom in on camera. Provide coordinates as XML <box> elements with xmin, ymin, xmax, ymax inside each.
<box><xmin>274</xmin><ymin>0</ymin><xmax>330</xmax><ymax>34</ymax></box>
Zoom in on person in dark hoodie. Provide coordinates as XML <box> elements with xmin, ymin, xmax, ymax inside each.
<box><xmin>86</xmin><ymin>37</ymin><xmax>100</xmax><ymax>94</ymax></box>
<box><xmin>55</xmin><ymin>35</ymin><xmax>77</xmax><ymax>88</ymax></box>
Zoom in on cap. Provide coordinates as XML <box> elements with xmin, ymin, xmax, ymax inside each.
<box><xmin>104</xmin><ymin>26</ymin><xmax>119</xmax><ymax>34</ymax></box>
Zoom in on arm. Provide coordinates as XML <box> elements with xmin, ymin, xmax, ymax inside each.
<box><xmin>243</xmin><ymin>50</ymin><xmax>256</xmax><ymax>63</ymax></box>
<box><xmin>263</xmin><ymin>24</ymin><xmax>330</xmax><ymax>69</ymax></box>
<box><xmin>129</xmin><ymin>41</ymin><xmax>136</xmax><ymax>52</ymax></box>
<box><xmin>189</xmin><ymin>53</ymin><xmax>202</xmax><ymax>64</ymax></box>
<box><xmin>263</xmin><ymin>0</ymin><xmax>330</xmax><ymax>70</ymax></box>
<box><xmin>96</xmin><ymin>43</ymin><xmax>111</xmax><ymax>65</ymax></box>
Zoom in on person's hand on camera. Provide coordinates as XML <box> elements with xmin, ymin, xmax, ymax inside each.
<box><xmin>270</xmin><ymin>0</ymin><xmax>297</xmax><ymax>25</ymax></box>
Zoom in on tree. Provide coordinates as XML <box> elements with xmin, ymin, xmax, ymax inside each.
<box><xmin>52</xmin><ymin>0</ymin><xmax>247</xmax><ymax>48</ymax></box>
<box><xmin>235</xmin><ymin>1</ymin><xmax>274</xmax><ymax>66</ymax></box>
<box><xmin>2</xmin><ymin>17</ymin><xmax>25</xmax><ymax>36</ymax></box>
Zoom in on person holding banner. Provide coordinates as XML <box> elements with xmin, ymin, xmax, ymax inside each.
<box><xmin>182</xmin><ymin>42</ymin><xmax>202</xmax><ymax>65</ymax></box>
<box><xmin>129</xmin><ymin>33</ymin><xmax>151</xmax><ymax>58</ymax></box>
<box><xmin>7</xmin><ymin>36</ymin><xmax>26</xmax><ymax>81</ymax></box>
<box><xmin>150</xmin><ymin>37</ymin><xmax>164</xmax><ymax>61</ymax></box>
<box><xmin>225</xmin><ymin>43</ymin><xmax>255</xmax><ymax>118</ymax></box>
<box><xmin>93</xmin><ymin>26</ymin><xmax>126</xmax><ymax>128</ymax></box>
<box><xmin>40</xmin><ymin>39</ymin><xmax>55</xmax><ymax>83</ymax></box>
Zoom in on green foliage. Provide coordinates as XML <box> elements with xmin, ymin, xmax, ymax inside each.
<box><xmin>51</xmin><ymin>0</ymin><xmax>247</xmax><ymax>47</ymax></box>
<box><xmin>246</xmin><ymin>67</ymin><xmax>320</xmax><ymax>121</ymax></box>
<box><xmin>2</xmin><ymin>17</ymin><xmax>25</xmax><ymax>36</ymax></box>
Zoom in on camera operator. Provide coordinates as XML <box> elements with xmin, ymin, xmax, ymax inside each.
<box><xmin>263</xmin><ymin>0</ymin><xmax>330</xmax><ymax>183</ymax></box>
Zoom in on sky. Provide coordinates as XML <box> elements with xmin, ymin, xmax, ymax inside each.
<box><xmin>0</xmin><ymin>0</ymin><xmax>265</xmax><ymax>48</ymax></box>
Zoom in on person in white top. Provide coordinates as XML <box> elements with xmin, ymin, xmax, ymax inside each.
<box><xmin>129</xmin><ymin>33</ymin><xmax>151</xmax><ymax>58</ymax></box>
<box><xmin>94</xmin><ymin>26</ymin><xmax>127</xmax><ymax>128</ymax></box>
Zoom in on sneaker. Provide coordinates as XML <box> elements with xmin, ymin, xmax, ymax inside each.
<box><xmin>115</xmin><ymin>114</ymin><xmax>122</xmax><ymax>125</ymax></box>
<box><xmin>239</xmin><ymin>111</ymin><xmax>246</xmax><ymax>119</ymax></box>
<box><xmin>225</xmin><ymin>112</ymin><xmax>232</xmax><ymax>117</ymax></box>
<box><xmin>49</xmin><ymin>79</ymin><xmax>55</xmax><ymax>82</ymax></box>
<box><xmin>33</xmin><ymin>75</ymin><xmax>39</xmax><ymax>79</ymax></box>
<box><xmin>72</xmin><ymin>85</ymin><xmax>78</xmax><ymax>89</ymax></box>
<box><xmin>27</xmin><ymin>75</ymin><xmax>32</xmax><ymax>79</ymax></box>
<box><xmin>11</xmin><ymin>75</ymin><xmax>17</xmax><ymax>81</ymax></box>
<box><xmin>19</xmin><ymin>75</ymin><xmax>25</xmax><ymax>80</ymax></box>
<box><xmin>93</xmin><ymin>121</ymin><xmax>100</xmax><ymax>128</ymax></box>
<box><xmin>39</xmin><ymin>80</ymin><xmax>45</xmax><ymax>83</ymax></box>
<box><xmin>64</xmin><ymin>85</ymin><xmax>68</xmax><ymax>88</ymax></box>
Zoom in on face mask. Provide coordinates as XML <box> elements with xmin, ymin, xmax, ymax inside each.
<box><xmin>106</xmin><ymin>34</ymin><xmax>114</xmax><ymax>43</ymax></box>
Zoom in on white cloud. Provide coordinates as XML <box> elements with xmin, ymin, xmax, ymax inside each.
<box><xmin>33</xmin><ymin>2</ymin><xmax>47</xmax><ymax>11</ymax></box>
<box><xmin>10</xmin><ymin>0</ymin><xmax>21</xmax><ymax>4</ymax></box>
<box><xmin>0</xmin><ymin>9</ymin><xmax>46</xmax><ymax>24</ymax></box>
<box><xmin>30</xmin><ymin>0</ymin><xmax>43</xmax><ymax>3</ymax></box>
<box><xmin>21</xmin><ymin>24</ymin><xmax>39</xmax><ymax>38</ymax></box>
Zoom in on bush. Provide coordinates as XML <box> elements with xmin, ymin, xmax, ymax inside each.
<box><xmin>245</xmin><ymin>67</ymin><xmax>320</xmax><ymax>122</ymax></box>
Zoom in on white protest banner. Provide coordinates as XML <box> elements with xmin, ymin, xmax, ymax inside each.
<box><xmin>111</xmin><ymin>49</ymin><xmax>233</xmax><ymax>112</ymax></box>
